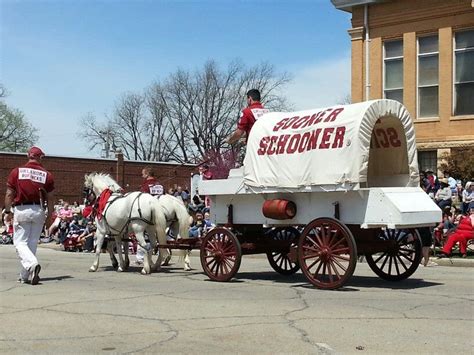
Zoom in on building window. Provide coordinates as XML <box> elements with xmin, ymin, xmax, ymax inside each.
<box><xmin>454</xmin><ymin>29</ymin><xmax>474</xmax><ymax>116</ymax></box>
<box><xmin>384</xmin><ymin>40</ymin><xmax>403</xmax><ymax>103</ymax></box>
<box><xmin>417</xmin><ymin>35</ymin><xmax>439</xmax><ymax>118</ymax></box>
<box><xmin>418</xmin><ymin>150</ymin><xmax>437</xmax><ymax>173</ymax></box>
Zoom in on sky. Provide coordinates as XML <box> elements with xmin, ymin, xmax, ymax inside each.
<box><xmin>1</xmin><ymin>0</ymin><xmax>351</xmax><ymax>158</ymax></box>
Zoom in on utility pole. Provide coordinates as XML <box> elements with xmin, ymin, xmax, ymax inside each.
<box><xmin>100</xmin><ymin>130</ymin><xmax>112</xmax><ymax>158</ymax></box>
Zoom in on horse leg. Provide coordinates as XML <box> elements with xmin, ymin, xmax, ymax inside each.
<box><xmin>184</xmin><ymin>250</ymin><xmax>191</xmax><ymax>271</ymax></box>
<box><xmin>172</xmin><ymin>222</ymin><xmax>191</xmax><ymax>271</ymax></box>
<box><xmin>145</xmin><ymin>227</ymin><xmax>160</xmax><ymax>272</ymax></box>
<box><xmin>123</xmin><ymin>240</ymin><xmax>130</xmax><ymax>270</ymax></box>
<box><xmin>107</xmin><ymin>239</ymin><xmax>119</xmax><ymax>269</ymax></box>
<box><xmin>90</xmin><ymin>231</ymin><xmax>104</xmax><ymax>272</ymax></box>
<box><xmin>132</xmin><ymin>227</ymin><xmax>152</xmax><ymax>275</ymax></box>
<box><xmin>114</xmin><ymin>236</ymin><xmax>126</xmax><ymax>272</ymax></box>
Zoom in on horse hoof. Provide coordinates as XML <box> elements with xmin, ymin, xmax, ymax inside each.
<box><xmin>141</xmin><ymin>269</ymin><xmax>149</xmax><ymax>275</ymax></box>
<box><xmin>184</xmin><ymin>265</ymin><xmax>191</xmax><ymax>271</ymax></box>
<box><xmin>117</xmin><ymin>267</ymin><xmax>124</xmax><ymax>272</ymax></box>
<box><xmin>89</xmin><ymin>267</ymin><xmax>97</xmax><ymax>272</ymax></box>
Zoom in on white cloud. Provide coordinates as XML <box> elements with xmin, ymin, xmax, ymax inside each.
<box><xmin>284</xmin><ymin>54</ymin><xmax>351</xmax><ymax>111</ymax></box>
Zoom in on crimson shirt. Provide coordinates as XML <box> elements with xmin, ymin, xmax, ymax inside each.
<box><xmin>7</xmin><ymin>161</ymin><xmax>55</xmax><ymax>204</ymax></box>
<box><xmin>140</xmin><ymin>177</ymin><xmax>164</xmax><ymax>197</ymax></box>
<box><xmin>237</xmin><ymin>102</ymin><xmax>269</xmax><ymax>138</ymax></box>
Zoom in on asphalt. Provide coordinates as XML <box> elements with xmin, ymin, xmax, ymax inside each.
<box><xmin>37</xmin><ymin>241</ymin><xmax>474</xmax><ymax>268</ymax></box>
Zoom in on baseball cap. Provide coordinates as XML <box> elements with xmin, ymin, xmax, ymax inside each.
<box><xmin>27</xmin><ymin>146</ymin><xmax>45</xmax><ymax>159</ymax></box>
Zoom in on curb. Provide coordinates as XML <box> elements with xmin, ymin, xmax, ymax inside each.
<box><xmin>428</xmin><ymin>256</ymin><xmax>474</xmax><ymax>268</ymax></box>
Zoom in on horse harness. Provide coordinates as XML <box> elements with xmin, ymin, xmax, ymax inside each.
<box><xmin>93</xmin><ymin>189</ymin><xmax>155</xmax><ymax>239</ymax></box>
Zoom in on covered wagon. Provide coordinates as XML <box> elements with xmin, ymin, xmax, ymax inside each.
<box><xmin>198</xmin><ymin>99</ymin><xmax>441</xmax><ymax>289</ymax></box>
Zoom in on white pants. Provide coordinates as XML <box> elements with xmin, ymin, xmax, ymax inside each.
<box><xmin>13</xmin><ymin>205</ymin><xmax>46</xmax><ymax>280</ymax></box>
<box><xmin>135</xmin><ymin>242</ymin><xmax>150</xmax><ymax>262</ymax></box>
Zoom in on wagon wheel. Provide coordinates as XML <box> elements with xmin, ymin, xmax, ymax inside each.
<box><xmin>200</xmin><ymin>227</ymin><xmax>242</xmax><ymax>282</ymax></box>
<box><xmin>266</xmin><ymin>227</ymin><xmax>300</xmax><ymax>275</ymax></box>
<box><xmin>365</xmin><ymin>229</ymin><xmax>422</xmax><ymax>281</ymax></box>
<box><xmin>298</xmin><ymin>218</ymin><xmax>357</xmax><ymax>289</ymax></box>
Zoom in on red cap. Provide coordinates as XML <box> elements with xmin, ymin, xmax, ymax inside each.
<box><xmin>27</xmin><ymin>146</ymin><xmax>45</xmax><ymax>159</ymax></box>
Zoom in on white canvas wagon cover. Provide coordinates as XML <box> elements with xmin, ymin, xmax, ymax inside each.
<box><xmin>243</xmin><ymin>99</ymin><xmax>418</xmax><ymax>189</ymax></box>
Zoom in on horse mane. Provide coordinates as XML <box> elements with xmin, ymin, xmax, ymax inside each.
<box><xmin>86</xmin><ymin>172</ymin><xmax>122</xmax><ymax>193</ymax></box>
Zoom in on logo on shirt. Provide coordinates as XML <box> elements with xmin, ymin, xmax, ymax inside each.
<box><xmin>18</xmin><ymin>168</ymin><xmax>47</xmax><ymax>184</ymax></box>
<box><xmin>250</xmin><ymin>108</ymin><xmax>269</xmax><ymax>120</ymax></box>
<box><xmin>149</xmin><ymin>184</ymin><xmax>164</xmax><ymax>196</ymax></box>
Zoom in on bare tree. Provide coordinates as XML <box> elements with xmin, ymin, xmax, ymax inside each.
<box><xmin>79</xmin><ymin>60</ymin><xmax>291</xmax><ymax>163</ymax></box>
<box><xmin>158</xmin><ymin>59</ymin><xmax>291</xmax><ymax>163</ymax></box>
<box><xmin>337</xmin><ymin>93</ymin><xmax>352</xmax><ymax>105</ymax></box>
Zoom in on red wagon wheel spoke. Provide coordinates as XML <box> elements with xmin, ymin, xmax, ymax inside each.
<box><xmin>312</xmin><ymin>259</ymin><xmax>324</xmax><ymax>278</ymax></box>
<box><xmin>331</xmin><ymin>257</ymin><xmax>346</xmax><ymax>275</ymax></box>
<box><xmin>331</xmin><ymin>246</ymin><xmax>350</xmax><ymax>254</ymax></box>
<box><xmin>327</xmin><ymin>235</ymin><xmax>346</xmax><ymax>250</ymax></box>
<box><xmin>299</xmin><ymin>218</ymin><xmax>356</xmax><ymax>290</ymax></box>
<box><xmin>306</xmin><ymin>256</ymin><xmax>322</xmax><ymax>271</ymax></box>
<box><xmin>200</xmin><ymin>228</ymin><xmax>241</xmax><ymax>282</ymax></box>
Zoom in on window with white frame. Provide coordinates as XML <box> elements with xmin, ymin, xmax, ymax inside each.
<box><xmin>418</xmin><ymin>151</ymin><xmax>437</xmax><ymax>173</ymax></box>
<box><xmin>454</xmin><ymin>29</ymin><xmax>474</xmax><ymax>116</ymax></box>
<box><xmin>417</xmin><ymin>35</ymin><xmax>439</xmax><ymax>118</ymax></box>
<box><xmin>384</xmin><ymin>40</ymin><xmax>403</xmax><ymax>103</ymax></box>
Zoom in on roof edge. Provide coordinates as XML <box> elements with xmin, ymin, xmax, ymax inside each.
<box><xmin>330</xmin><ymin>0</ymin><xmax>388</xmax><ymax>13</ymax></box>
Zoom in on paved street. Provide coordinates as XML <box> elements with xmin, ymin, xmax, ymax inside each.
<box><xmin>0</xmin><ymin>244</ymin><xmax>473</xmax><ymax>354</ymax></box>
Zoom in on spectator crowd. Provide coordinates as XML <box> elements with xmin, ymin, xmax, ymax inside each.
<box><xmin>419</xmin><ymin>170</ymin><xmax>473</xmax><ymax>263</ymax></box>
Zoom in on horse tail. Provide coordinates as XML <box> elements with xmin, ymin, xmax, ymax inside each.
<box><xmin>151</xmin><ymin>199</ymin><xmax>167</xmax><ymax>245</ymax></box>
<box><xmin>174</xmin><ymin>198</ymin><xmax>192</xmax><ymax>240</ymax></box>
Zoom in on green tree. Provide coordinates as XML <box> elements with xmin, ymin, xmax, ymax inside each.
<box><xmin>0</xmin><ymin>101</ymin><xmax>38</xmax><ymax>152</ymax></box>
<box><xmin>440</xmin><ymin>147</ymin><xmax>474</xmax><ymax>183</ymax></box>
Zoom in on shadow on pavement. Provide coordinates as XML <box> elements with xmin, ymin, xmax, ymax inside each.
<box><xmin>233</xmin><ymin>271</ymin><xmax>443</xmax><ymax>291</ymax></box>
<box><xmin>40</xmin><ymin>275</ymin><xmax>73</xmax><ymax>282</ymax></box>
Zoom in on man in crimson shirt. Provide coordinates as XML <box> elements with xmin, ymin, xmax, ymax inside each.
<box><xmin>136</xmin><ymin>167</ymin><xmax>163</xmax><ymax>266</ymax></box>
<box><xmin>140</xmin><ymin>168</ymin><xmax>163</xmax><ymax>197</ymax></box>
<box><xmin>227</xmin><ymin>89</ymin><xmax>269</xmax><ymax>145</ymax></box>
<box><xmin>4</xmin><ymin>146</ymin><xmax>55</xmax><ymax>285</ymax></box>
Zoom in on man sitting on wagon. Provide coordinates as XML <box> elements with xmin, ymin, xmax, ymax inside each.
<box><xmin>227</xmin><ymin>89</ymin><xmax>269</xmax><ymax>146</ymax></box>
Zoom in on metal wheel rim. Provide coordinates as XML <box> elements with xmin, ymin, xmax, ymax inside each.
<box><xmin>200</xmin><ymin>228</ymin><xmax>241</xmax><ymax>282</ymax></box>
<box><xmin>365</xmin><ymin>229</ymin><xmax>422</xmax><ymax>281</ymax></box>
<box><xmin>298</xmin><ymin>218</ymin><xmax>357</xmax><ymax>289</ymax></box>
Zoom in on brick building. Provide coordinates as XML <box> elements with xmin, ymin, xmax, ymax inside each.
<box><xmin>332</xmin><ymin>0</ymin><xmax>474</xmax><ymax>173</ymax></box>
<box><xmin>0</xmin><ymin>151</ymin><xmax>196</xmax><ymax>204</ymax></box>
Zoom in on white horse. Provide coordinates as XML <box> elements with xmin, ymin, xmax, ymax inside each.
<box><xmin>84</xmin><ymin>173</ymin><xmax>166</xmax><ymax>275</ymax></box>
<box><xmin>155</xmin><ymin>194</ymin><xmax>194</xmax><ymax>271</ymax></box>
